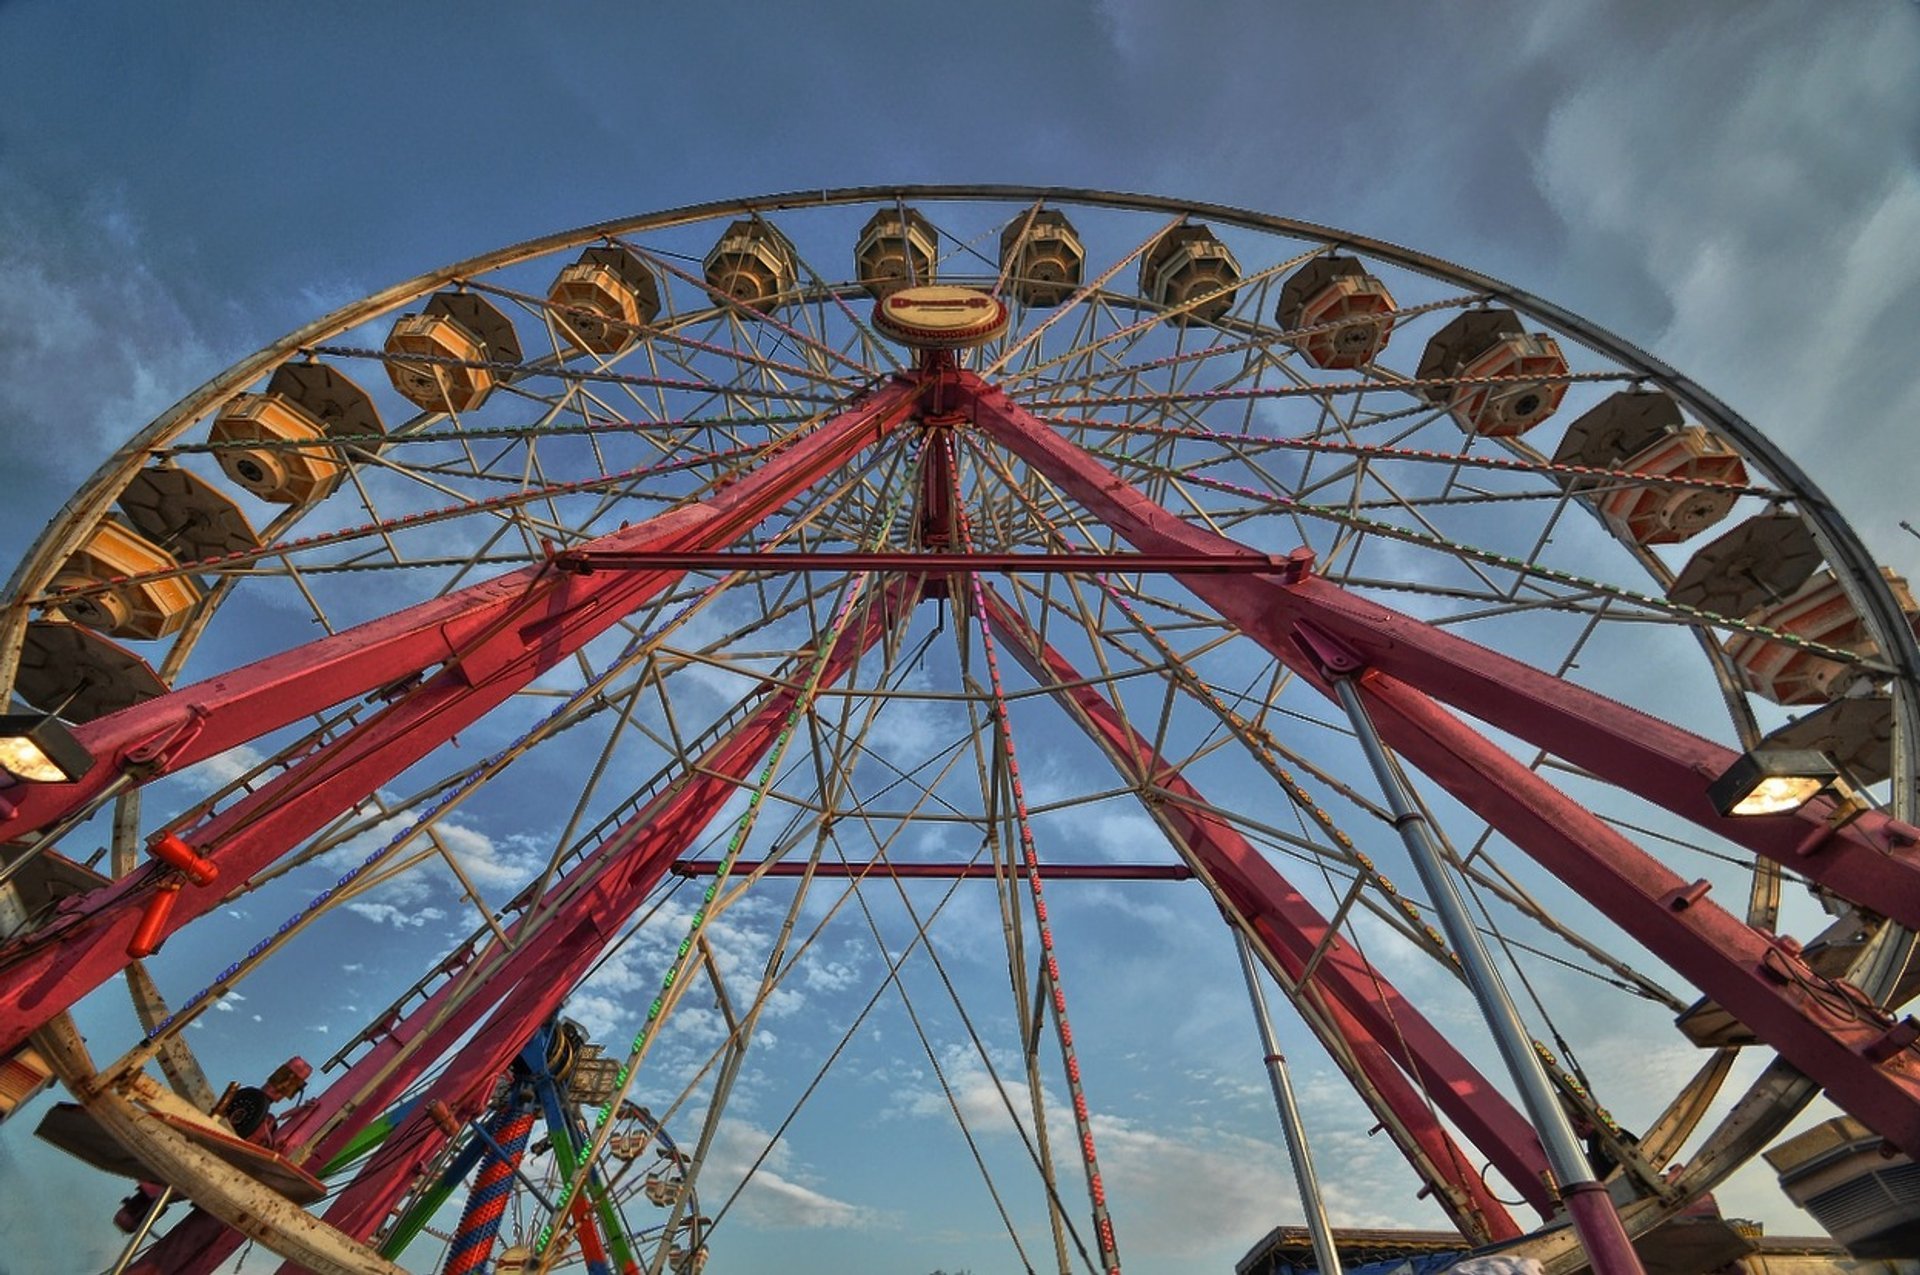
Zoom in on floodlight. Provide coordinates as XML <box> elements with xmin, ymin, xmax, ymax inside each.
<box><xmin>0</xmin><ymin>713</ymin><xmax>95</xmax><ymax>784</ymax></box>
<box><xmin>1708</xmin><ymin>748</ymin><xmax>1841</xmax><ymax>817</ymax></box>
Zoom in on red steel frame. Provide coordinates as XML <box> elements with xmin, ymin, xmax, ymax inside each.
<box><xmin>560</xmin><ymin>549</ymin><xmax>1286</xmax><ymax>573</ymax></box>
<box><xmin>979</xmin><ymin>584</ymin><xmax>1536</xmax><ymax>1238</ymax></box>
<box><xmin>133</xmin><ymin>576</ymin><xmax>922</xmax><ymax>1273</ymax></box>
<box><xmin>0</xmin><ymin>377</ymin><xmax>920</xmax><ymax>1057</ymax></box>
<box><xmin>294</xmin><ymin>574</ymin><xmax>923</xmax><ymax>1253</ymax></box>
<box><xmin>960</xmin><ymin>371</ymin><xmax>1920</xmax><ymax>1157</ymax></box>
<box><xmin>8</xmin><ymin>360</ymin><xmax>1920</xmax><ymax>1265</ymax></box>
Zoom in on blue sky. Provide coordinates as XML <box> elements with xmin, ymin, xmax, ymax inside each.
<box><xmin>2</xmin><ymin>4</ymin><xmax>1919</xmax><ymax>1273</ymax></box>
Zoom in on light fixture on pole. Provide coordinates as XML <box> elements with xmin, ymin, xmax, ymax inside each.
<box><xmin>0</xmin><ymin>712</ymin><xmax>96</xmax><ymax>785</ymax></box>
<box><xmin>1707</xmin><ymin>748</ymin><xmax>1843</xmax><ymax>818</ymax></box>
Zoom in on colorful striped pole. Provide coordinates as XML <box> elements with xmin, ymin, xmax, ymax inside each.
<box><xmin>445</xmin><ymin>1107</ymin><xmax>537</xmax><ymax>1275</ymax></box>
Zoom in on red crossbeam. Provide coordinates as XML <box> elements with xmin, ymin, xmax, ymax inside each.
<box><xmin>669</xmin><ymin>859</ymin><xmax>1193</xmax><ymax>880</ymax></box>
<box><xmin>959</xmin><ymin>373</ymin><xmax>1920</xmax><ymax>923</ymax></box>
<box><xmin>964</xmin><ymin>373</ymin><xmax>1920</xmax><ymax>1158</ymax></box>
<box><xmin>0</xmin><ymin>378</ymin><xmax>922</xmax><ymax>1059</ymax></box>
<box><xmin>979</xmin><ymin>584</ymin><xmax>1538</xmax><ymax>1235</ymax></box>
<box><xmin>560</xmin><ymin>550</ymin><xmax>1284</xmax><ymax>573</ymax></box>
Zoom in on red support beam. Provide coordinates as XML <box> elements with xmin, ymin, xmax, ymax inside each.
<box><xmin>1352</xmin><ymin>671</ymin><xmax>1920</xmax><ymax>1156</ymax></box>
<box><xmin>144</xmin><ymin>576</ymin><xmax>921</xmax><ymax>1275</ymax></box>
<box><xmin>957</xmin><ymin>372</ymin><xmax>1920</xmax><ymax>929</ymax></box>
<box><xmin>963</xmin><ymin>377</ymin><xmax>1920</xmax><ymax>1158</ymax></box>
<box><xmin>561</xmin><ymin>550</ymin><xmax>1285</xmax><ymax>574</ymax></box>
<box><xmin>979</xmin><ymin>585</ymin><xmax>1539</xmax><ymax>1234</ymax></box>
<box><xmin>1307</xmin><ymin>994</ymin><xmax>1524</xmax><ymax>1242</ymax></box>
<box><xmin>669</xmin><ymin>859</ymin><xmax>1194</xmax><ymax>880</ymax></box>
<box><xmin>288</xmin><ymin>574</ymin><xmax>922</xmax><ymax>1253</ymax></box>
<box><xmin>0</xmin><ymin>378</ymin><xmax>922</xmax><ymax>1058</ymax></box>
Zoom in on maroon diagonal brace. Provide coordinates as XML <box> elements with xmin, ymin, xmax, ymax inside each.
<box><xmin>0</xmin><ymin>378</ymin><xmax>922</xmax><ymax>1057</ymax></box>
<box><xmin>980</xmin><ymin>583</ymin><xmax>1536</xmax><ymax>1236</ymax></box>
<box><xmin>128</xmin><ymin>580</ymin><xmax>922</xmax><ymax>1275</ymax></box>
<box><xmin>962</xmin><ymin>371</ymin><xmax>1920</xmax><ymax>1158</ymax></box>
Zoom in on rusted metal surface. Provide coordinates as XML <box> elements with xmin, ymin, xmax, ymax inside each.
<box><xmin>32</xmin><ymin>1013</ymin><xmax>403</xmax><ymax>1275</ymax></box>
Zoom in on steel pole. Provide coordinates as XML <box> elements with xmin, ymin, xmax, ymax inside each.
<box><xmin>106</xmin><ymin>1185</ymin><xmax>174</xmax><ymax>1275</ymax></box>
<box><xmin>1235</xmin><ymin>929</ymin><xmax>1344</xmax><ymax>1275</ymax></box>
<box><xmin>1330</xmin><ymin>676</ymin><xmax>1645</xmax><ymax>1275</ymax></box>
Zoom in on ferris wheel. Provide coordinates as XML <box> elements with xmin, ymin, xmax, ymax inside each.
<box><xmin>0</xmin><ymin>186</ymin><xmax>1917</xmax><ymax>1275</ymax></box>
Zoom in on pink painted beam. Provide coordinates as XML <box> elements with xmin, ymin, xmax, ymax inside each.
<box><xmin>1354</xmin><ymin>670</ymin><xmax>1920</xmax><ymax>1157</ymax></box>
<box><xmin>0</xmin><ymin>377</ymin><xmax>920</xmax><ymax>843</ymax></box>
<box><xmin>288</xmin><ymin>575</ymin><xmax>922</xmax><ymax>1253</ymax></box>
<box><xmin>145</xmin><ymin>576</ymin><xmax>921</xmax><ymax>1275</ymax></box>
<box><xmin>0</xmin><ymin>380</ymin><xmax>922</xmax><ymax>1057</ymax></box>
<box><xmin>563</xmin><ymin>550</ymin><xmax>1284</xmax><ymax>573</ymax></box>
<box><xmin>669</xmin><ymin>859</ymin><xmax>1195</xmax><ymax>880</ymax></box>
<box><xmin>1306</xmin><ymin>988</ymin><xmax>1524</xmax><ymax>1243</ymax></box>
<box><xmin>1263</xmin><ymin>578</ymin><xmax>1920</xmax><ymax>925</ymax></box>
<box><xmin>979</xmin><ymin>585</ymin><xmax>1538</xmax><ymax>1234</ymax></box>
<box><xmin>964</xmin><ymin>378</ymin><xmax>1920</xmax><ymax>1158</ymax></box>
<box><xmin>957</xmin><ymin>372</ymin><xmax>1920</xmax><ymax>930</ymax></box>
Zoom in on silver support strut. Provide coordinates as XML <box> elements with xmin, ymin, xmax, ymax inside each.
<box><xmin>1329</xmin><ymin>675</ymin><xmax>1646</xmax><ymax>1275</ymax></box>
<box><xmin>107</xmin><ymin>1185</ymin><xmax>175</xmax><ymax>1275</ymax></box>
<box><xmin>1235</xmin><ymin>928</ymin><xmax>1344</xmax><ymax>1275</ymax></box>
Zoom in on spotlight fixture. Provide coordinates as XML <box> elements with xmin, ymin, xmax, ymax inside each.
<box><xmin>1708</xmin><ymin>748</ymin><xmax>1842</xmax><ymax>818</ymax></box>
<box><xmin>0</xmin><ymin>712</ymin><xmax>96</xmax><ymax>785</ymax></box>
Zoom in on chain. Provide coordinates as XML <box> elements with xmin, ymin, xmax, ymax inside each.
<box><xmin>947</xmin><ymin>427</ymin><xmax>1125</xmax><ymax>1274</ymax></box>
<box><xmin>1083</xmin><ymin>443</ymin><xmax>1878</xmax><ymax>667</ymax></box>
<box><xmin>312</xmin><ymin>344</ymin><xmax>843</xmax><ymax>404</ymax></box>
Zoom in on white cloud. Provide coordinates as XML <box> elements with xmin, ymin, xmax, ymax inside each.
<box><xmin>565</xmin><ymin>990</ymin><xmax>634</xmax><ymax>1044</ymax></box>
<box><xmin>0</xmin><ymin>182</ymin><xmax>223</xmax><ymax>502</ymax></box>
<box><xmin>563</xmin><ymin>888</ymin><xmax>812</xmax><ymax>1078</ymax></box>
<box><xmin>802</xmin><ymin>958</ymin><xmax>860</xmax><ymax>993</ymax></box>
<box><xmin>430</xmin><ymin>821</ymin><xmax>549</xmax><ymax>892</ymax></box>
<box><xmin>344</xmin><ymin>901</ymin><xmax>447</xmax><ymax>929</ymax></box>
<box><xmin>703</xmin><ymin>1116</ymin><xmax>887</xmax><ymax>1231</ymax></box>
<box><xmin>879</xmin><ymin>1040</ymin><xmax>1413</xmax><ymax>1256</ymax></box>
<box><xmin>1526</xmin><ymin>4</ymin><xmax>1920</xmax><ymax>568</ymax></box>
<box><xmin>303</xmin><ymin>799</ymin><xmax>552</xmax><ymax>930</ymax></box>
<box><xmin>190</xmin><ymin>744</ymin><xmax>267</xmax><ymax>793</ymax></box>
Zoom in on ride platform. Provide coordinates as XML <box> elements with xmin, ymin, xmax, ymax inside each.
<box><xmin>35</xmin><ymin>1101</ymin><xmax>326</xmax><ymax>1204</ymax></box>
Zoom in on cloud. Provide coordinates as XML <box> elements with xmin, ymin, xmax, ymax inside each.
<box><xmin>429</xmin><ymin>821</ymin><xmax>550</xmax><ymax>892</ymax></box>
<box><xmin>0</xmin><ymin>179</ymin><xmax>230</xmax><ymax>550</ymax></box>
<box><xmin>802</xmin><ymin>957</ymin><xmax>861</xmax><ymax>993</ymax></box>
<box><xmin>189</xmin><ymin>744</ymin><xmax>267</xmax><ymax>792</ymax></box>
<box><xmin>879</xmin><ymin>1041</ymin><xmax>1411</xmax><ymax>1258</ymax></box>
<box><xmin>343</xmin><ymin>900</ymin><xmax>447</xmax><ymax>929</ymax></box>
<box><xmin>301</xmin><ymin>799</ymin><xmax>551</xmax><ymax>930</ymax></box>
<box><xmin>1524</xmin><ymin>3</ymin><xmax>1920</xmax><ymax>566</ymax></box>
<box><xmin>703</xmin><ymin>1116</ymin><xmax>887</xmax><ymax>1231</ymax></box>
<box><xmin>564</xmin><ymin>889</ymin><xmax>812</xmax><ymax>1078</ymax></box>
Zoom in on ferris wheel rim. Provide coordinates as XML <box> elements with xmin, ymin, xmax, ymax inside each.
<box><xmin>9</xmin><ymin>181</ymin><xmax>1911</xmax><ymax>743</ymax></box>
<box><xmin>7</xmin><ymin>183</ymin><xmax>1909</xmax><ymax>829</ymax></box>
<box><xmin>2</xmin><ymin>186</ymin><xmax>1914</xmax><ymax>1273</ymax></box>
